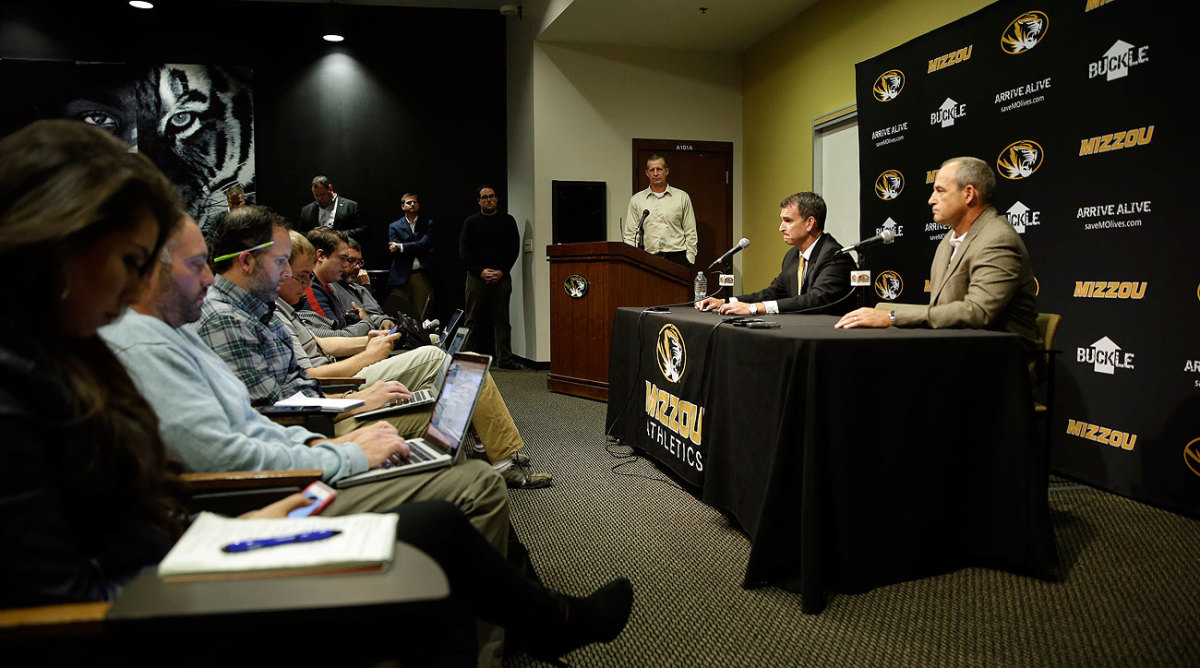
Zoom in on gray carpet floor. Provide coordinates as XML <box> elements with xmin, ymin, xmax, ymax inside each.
<box><xmin>490</xmin><ymin>368</ymin><xmax>1200</xmax><ymax>668</ymax></box>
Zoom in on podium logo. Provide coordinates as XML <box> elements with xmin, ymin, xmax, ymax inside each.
<box><xmin>872</xmin><ymin>69</ymin><xmax>905</xmax><ymax>101</ymax></box>
<box><xmin>931</xmin><ymin>98</ymin><xmax>967</xmax><ymax>128</ymax></box>
<box><xmin>656</xmin><ymin>324</ymin><xmax>687</xmax><ymax>383</ymax></box>
<box><xmin>1066</xmin><ymin>419</ymin><xmax>1137</xmax><ymax>451</ymax></box>
<box><xmin>875</xmin><ymin>170</ymin><xmax>904</xmax><ymax>200</ymax></box>
<box><xmin>875</xmin><ymin>271</ymin><xmax>903</xmax><ymax>301</ymax></box>
<box><xmin>1186</xmin><ymin>438</ymin><xmax>1200</xmax><ymax>478</ymax></box>
<box><xmin>1005</xmin><ymin>201</ymin><xmax>1041</xmax><ymax>233</ymax></box>
<box><xmin>1073</xmin><ymin>281</ymin><xmax>1147</xmax><ymax>299</ymax></box>
<box><xmin>1077</xmin><ymin>336</ymin><xmax>1135</xmax><ymax>375</ymax></box>
<box><xmin>997</xmin><ymin>140</ymin><xmax>1043</xmax><ymax>180</ymax></box>
<box><xmin>1079</xmin><ymin>126</ymin><xmax>1154</xmax><ymax>156</ymax></box>
<box><xmin>1090</xmin><ymin>40</ymin><xmax>1150</xmax><ymax>81</ymax></box>
<box><xmin>877</xmin><ymin>217</ymin><xmax>904</xmax><ymax>239</ymax></box>
<box><xmin>1001</xmin><ymin>11</ymin><xmax>1049</xmax><ymax>55</ymax></box>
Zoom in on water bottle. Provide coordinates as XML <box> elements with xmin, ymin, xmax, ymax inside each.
<box><xmin>693</xmin><ymin>272</ymin><xmax>707</xmax><ymax>303</ymax></box>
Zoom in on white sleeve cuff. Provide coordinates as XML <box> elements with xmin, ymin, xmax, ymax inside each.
<box><xmin>765</xmin><ymin>301</ymin><xmax>779</xmax><ymax>314</ymax></box>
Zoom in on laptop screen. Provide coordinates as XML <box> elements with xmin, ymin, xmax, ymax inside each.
<box><xmin>439</xmin><ymin>309</ymin><xmax>464</xmax><ymax>349</ymax></box>
<box><xmin>425</xmin><ymin>353</ymin><xmax>490</xmax><ymax>454</ymax></box>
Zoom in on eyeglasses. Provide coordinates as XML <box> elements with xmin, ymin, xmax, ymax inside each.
<box><xmin>288</xmin><ymin>271</ymin><xmax>315</xmax><ymax>286</ymax></box>
<box><xmin>347</xmin><ymin>258</ymin><xmax>363</xmax><ymax>266</ymax></box>
<box><xmin>213</xmin><ymin>241</ymin><xmax>273</xmax><ymax>263</ymax></box>
<box><xmin>478</xmin><ymin>193</ymin><xmax>497</xmax><ymax>200</ymax></box>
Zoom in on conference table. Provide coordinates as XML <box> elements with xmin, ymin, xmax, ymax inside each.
<box><xmin>605</xmin><ymin>307</ymin><xmax>1058</xmax><ymax>613</ymax></box>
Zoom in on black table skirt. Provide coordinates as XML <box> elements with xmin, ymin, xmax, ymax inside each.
<box><xmin>606</xmin><ymin>307</ymin><xmax>1058</xmax><ymax>612</ymax></box>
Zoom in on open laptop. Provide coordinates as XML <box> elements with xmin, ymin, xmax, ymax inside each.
<box><xmin>437</xmin><ymin>309</ymin><xmax>465</xmax><ymax>350</ymax></box>
<box><xmin>354</xmin><ymin>327</ymin><xmax>471</xmax><ymax>418</ymax></box>
<box><xmin>334</xmin><ymin>352</ymin><xmax>492</xmax><ymax>488</ymax></box>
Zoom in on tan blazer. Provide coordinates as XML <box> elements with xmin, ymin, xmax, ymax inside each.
<box><xmin>888</xmin><ymin>207</ymin><xmax>1040</xmax><ymax>347</ymax></box>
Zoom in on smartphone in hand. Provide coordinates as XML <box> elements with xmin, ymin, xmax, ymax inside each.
<box><xmin>287</xmin><ymin>481</ymin><xmax>338</xmax><ymax>518</ymax></box>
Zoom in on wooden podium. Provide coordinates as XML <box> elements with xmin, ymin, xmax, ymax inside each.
<box><xmin>547</xmin><ymin>242</ymin><xmax>690</xmax><ymax>400</ymax></box>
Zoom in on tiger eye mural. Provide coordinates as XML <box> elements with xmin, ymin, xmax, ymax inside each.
<box><xmin>1</xmin><ymin>61</ymin><xmax>254</xmax><ymax>234</ymax></box>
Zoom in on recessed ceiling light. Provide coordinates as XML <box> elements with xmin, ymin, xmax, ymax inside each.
<box><xmin>323</xmin><ymin>34</ymin><xmax>345</xmax><ymax>43</ymax></box>
<box><xmin>129</xmin><ymin>1</ymin><xmax>154</xmax><ymax>8</ymax></box>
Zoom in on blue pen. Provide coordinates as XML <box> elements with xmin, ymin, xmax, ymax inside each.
<box><xmin>222</xmin><ymin>529</ymin><xmax>342</xmax><ymax>553</ymax></box>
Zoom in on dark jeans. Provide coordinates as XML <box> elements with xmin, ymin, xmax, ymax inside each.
<box><xmin>463</xmin><ymin>273</ymin><xmax>513</xmax><ymax>366</ymax></box>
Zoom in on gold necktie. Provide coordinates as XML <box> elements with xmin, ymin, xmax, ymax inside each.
<box><xmin>796</xmin><ymin>255</ymin><xmax>806</xmax><ymax>294</ymax></box>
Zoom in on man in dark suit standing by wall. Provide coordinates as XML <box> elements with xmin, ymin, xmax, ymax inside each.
<box><xmin>459</xmin><ymin>185</ymin><xmax>520</xmax><ymax>370</ymax></box>
<box><xmin>696</xmin><ymin>191</ymin><xmax>853</xmax><ymax>315</ymax></box>
<box><xmin>298</xmin><ymin>175</ymin><xmax>365</xmax><ymax>242</ymax></box>
<box><xmin>387</xmin><ymin>192</ymin><xmax>434</xmax><ymax>319</ymax></box>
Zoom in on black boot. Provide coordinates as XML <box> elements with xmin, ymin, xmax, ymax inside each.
<box><xmin>526</xmin><ymin>578</ymin><xmax>633</xmax><ymax>664</ymax></box>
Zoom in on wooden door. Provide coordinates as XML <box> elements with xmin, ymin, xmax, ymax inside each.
<box><xmin>633</xmin><ymin>139</ymin><xmax>733</xmax><ymax>273</ymax></box>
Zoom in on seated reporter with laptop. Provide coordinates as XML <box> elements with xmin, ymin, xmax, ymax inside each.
<box><xmin>0</xmin><ymin>120</ymin><xmax>632</xmax><ymax>666</ymax></box>
<box><xmin>275</xmin><ymin>228</ymin><xmax>552</xmax><ymax>489</ymax></box>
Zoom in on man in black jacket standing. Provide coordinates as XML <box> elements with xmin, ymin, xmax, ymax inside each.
<box><xmin>298</xmin><ymin>175</ymin><xmax>365</xmax><ymax>241</ymax></box>
<box><xmin>696</xmin><ymin>191</ymin><xmax>853</xmax><ymax>315</ymax></box>
<box><xmin>459</xmin><ymin>185</ymin><xmax>521</xmax><ymax>369</ymax></box>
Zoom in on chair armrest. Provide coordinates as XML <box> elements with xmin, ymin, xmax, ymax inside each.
<box><xmin>180</xmin><ymin>470</ymin><xmax>323</xmax><ymax>493</ymax></box>
<box><xmin>0</xmin><ymin>601</ymin><xmax>110</xmax><ymax>640</ymax></box>
<box><xmin>318</xmin><ymin>377</ymin><xmax>365</xmax><ymax>387</ymax></box>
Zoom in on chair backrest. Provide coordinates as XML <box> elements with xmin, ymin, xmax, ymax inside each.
<box><xmin>1036</xmin><ymin>313</ymin><xmax>1062</xmax><ymax>352</ymax></box>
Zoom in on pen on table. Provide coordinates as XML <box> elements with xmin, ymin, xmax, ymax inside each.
<box><xmin>222</xmin><ymin>530</ymin><xmax>342</xmax><ymax>553</ymax></box>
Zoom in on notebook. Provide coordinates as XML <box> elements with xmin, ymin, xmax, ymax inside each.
<box><xmin>353</xmin><ymin>327</ymin><xmax>471</xmax><ymax>418</ymax></box>
<box><xmin>157</xmin><ymin>511</ymin><xmax>398</xmax><ymax>581</ymax></box>
<box><xmin>334</xmin><ymin>352</ymin><xmax>491</xmax><ymax>488</ymax></box>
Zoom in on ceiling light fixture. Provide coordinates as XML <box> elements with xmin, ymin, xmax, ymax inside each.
<box><xmin>129</xmin><ymin>1</ymin><xmax>154</xmax><ymax>8</ymax></box>
<box><xmin>321</xmin><ymin>2</ymin><xmax>347</xmax><ymax>43</ymax></box>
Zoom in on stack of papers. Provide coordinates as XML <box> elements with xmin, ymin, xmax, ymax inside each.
<box><xmin>158</xmin><ymin>512</ymin><xmax>399</xmax><ymax>581</ymax></box>
<box><xmin>275</xmin><ymin>391</ymin><xmax>364</xmax><ymax>413</ymax></box>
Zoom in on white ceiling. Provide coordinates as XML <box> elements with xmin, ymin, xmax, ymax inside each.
<box><xmin>240</xmin><ymin>0</ymin><xmax>819</xmax><ymax>53</ymax></box>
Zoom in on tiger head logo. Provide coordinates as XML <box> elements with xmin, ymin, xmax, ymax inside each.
<box><xmin>875</xmin><ymin>271</ymin><xmax>904</xmax><ymax>301</ymax></box>
<box><xmin>1185</xmin><ymin>437</ymin><xmax>1200</xmax><ymax>478</ymax></box>
<box><xmin>997</xmin><ymin>140</ymin><xmax>1044</xmax><ymax>180</ymax></box>
<box><xmin>656</xmin><ymin>324</ymin><xmax>687</xmax><ymax>384</ymax></box>
<box><xmin>872</xmin><ymin>70</ymin><xmax>905</xmax><ymax>102</ymax></box>
<box><xmin>1001</xmin><ymin>11</ymin><xmax>1049</xmax><ymax>55</ymax></box>
<box><xmin>875</xmin><ymin>170</ymin><xmax>905</xmax><ymax>200</ymax></box>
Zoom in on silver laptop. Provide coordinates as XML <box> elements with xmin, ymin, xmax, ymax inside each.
<box><xmin>354</xmin><ymin>327</ymin><xmax>471</xmax><ymax>418</ymax></box>
<box><xmin>334</xmin><ymin>352</ymin><xmax>492</xmax><ymax>488</ymax></box>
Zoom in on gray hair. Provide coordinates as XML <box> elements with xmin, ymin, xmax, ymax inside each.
<box><xmin>311</xmin><ymin>175</ymin><xmax>332</xmax><ymax>189</ymax></box>
<box><xmin>941</xmin><ymin>157</ymin><xmax>995</xmax><ymax>205</ymax></box>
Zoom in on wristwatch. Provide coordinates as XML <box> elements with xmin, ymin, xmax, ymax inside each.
<box><xmin>887</xmin><ymin>310</ymin><xmax>896</xmax><ymax>325</ymax></box>
<box><xmin>749</xmin><ymin>304</ymin><xmax>759</xmax><ymax>315</ymax></box>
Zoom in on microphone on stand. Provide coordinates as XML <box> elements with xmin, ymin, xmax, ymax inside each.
<box><xmin>636</xmin><ymin>209</ymin><xmax>650</xmax><ymax>250</ymax></box>
<box><xmin>706</xmin><ymin>238</ymin><xmax>750</xmax><ymax>270</ymax></box>
<box><xmin>835</xmin><ymin>229</ymin><xmax>896</xmax><ymax>255</ymax></box>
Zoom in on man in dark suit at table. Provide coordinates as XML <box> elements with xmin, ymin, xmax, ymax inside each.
<box><xmin>298</xmin><ymin>175</ymin><xmax>365</xmax><ymax>241</ymax></box>
<box><xmin>387</xmin><ymin>192</ymin><xmax>434</xmax><ymax>319</ymax></box>
<box><xmin>834</xmin><ymin>157</ymin><xmax>1040</xmax><ymax>350</ymax></box>
<box><xmin>696</xmin><ymin>191</ymin><xmax>853</xmax><ymax>316</ymax></box>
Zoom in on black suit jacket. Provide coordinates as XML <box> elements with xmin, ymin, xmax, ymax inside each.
<box><xmin>298</xmin><ymin>196</ymin><xmax>364</xmax><ymax>240</ymax></box>
<box><xmin>737</xmin><ymin>232</ymin><xmax>854</xmax><ymax>315</ymax></box>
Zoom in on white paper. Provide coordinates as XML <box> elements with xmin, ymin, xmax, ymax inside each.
<box><xmin>274</xmin><ymin>391</ymin><xmax>364</xmax><ymax>412</ymax></box>
<box><xmin>158</xmin><ymin>511</ymin><xmax>398</xmax><ymax>578</ymax></box>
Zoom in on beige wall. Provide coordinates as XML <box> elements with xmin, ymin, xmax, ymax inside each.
<box><xmin>508</xmin><ymin>16</ymin><xmax>742</xmax><ymax>361</ymax></box>
<box><xmin>508</xmin><ymin>0</ymin><xmax>991</xmax><ymax>362</ymax></box>
<box><xmin>741</xmin><ymin>0</ymin><xmax>990</xmax><ymax>290</ymax></box>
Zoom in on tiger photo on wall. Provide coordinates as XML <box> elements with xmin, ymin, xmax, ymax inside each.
<box><xmin>0</xmin><ymin>60</ymin><xmax>255</xmax><ymax>234</ymax></box>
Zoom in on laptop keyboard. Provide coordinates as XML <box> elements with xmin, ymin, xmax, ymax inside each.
<box><xmin>402</xmin><ymin>389</ymin><xmax>436</xmax><ymax>405</ymax></box>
